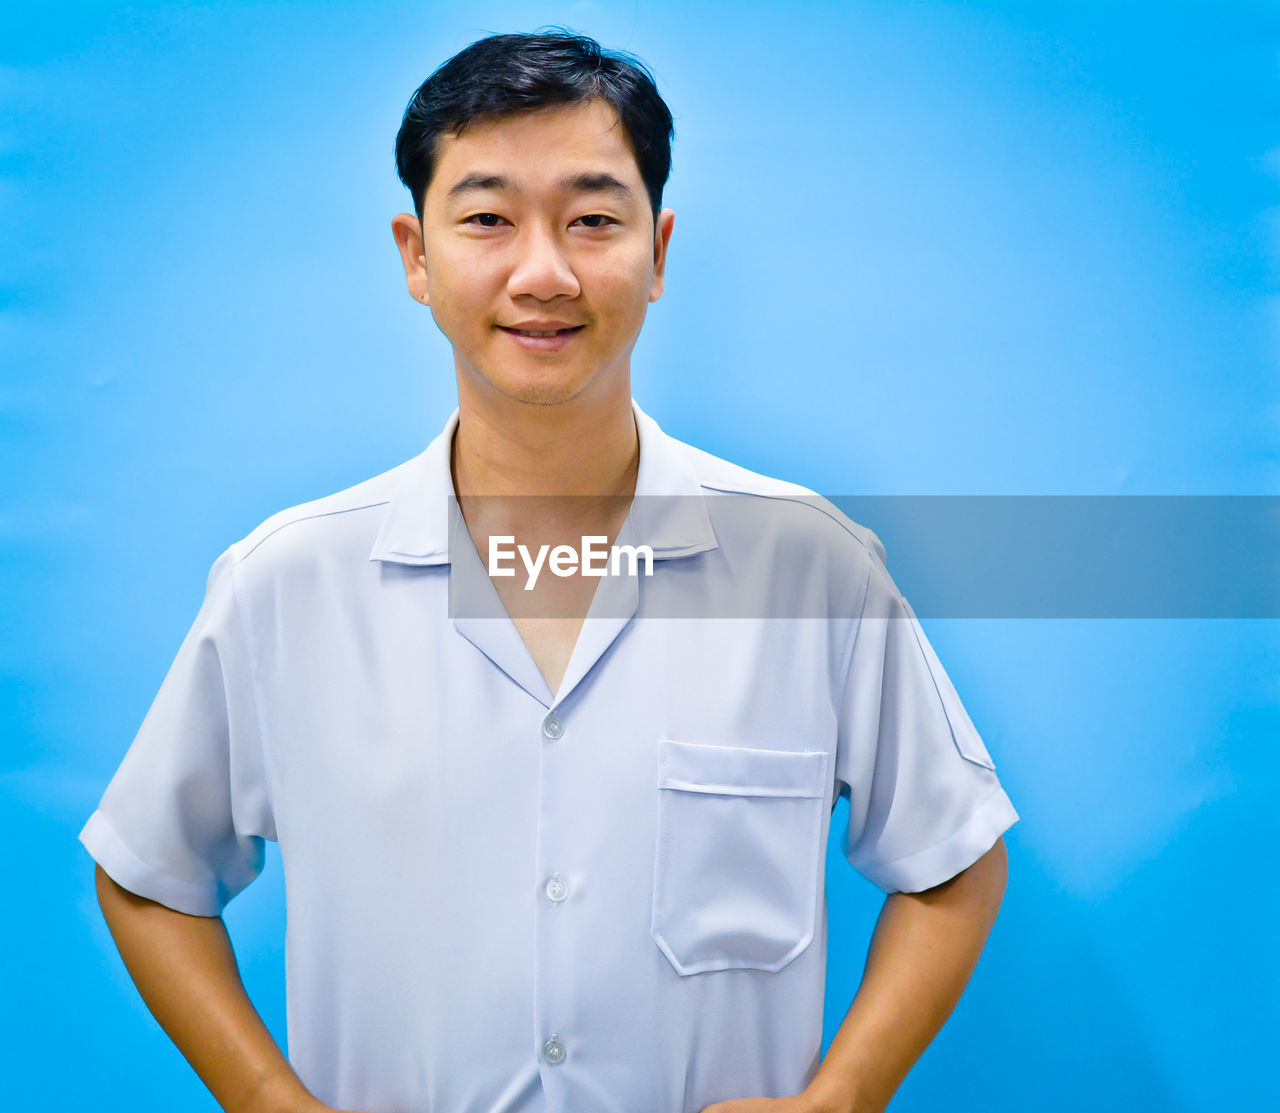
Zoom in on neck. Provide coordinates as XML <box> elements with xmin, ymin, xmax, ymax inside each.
<box><xmin>450</xmin><ymin>383</ymin><xmax>639</xmax><ymax>500</ymax></box>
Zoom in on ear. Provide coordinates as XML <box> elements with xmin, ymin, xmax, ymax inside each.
<box><xmin>391</xmin><ymin>212</ymin><xmax>430</xmax><ymax>305</ymax></box>
<box><xmin>649</xmin><ymin>208</ymin><xmax>675</xmax><ymax>303</ymax></box>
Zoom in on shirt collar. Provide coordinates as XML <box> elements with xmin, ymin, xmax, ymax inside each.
<box><xmin>367</xmin><ymin>399</ymin><xmax>719</xmax><ymax>566</ymax></box>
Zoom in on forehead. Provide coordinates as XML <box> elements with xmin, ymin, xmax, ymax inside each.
<box><xmin>429</xmin><ymin>98</ymin><xmax>642</xmax><ymax>201</ymax></box>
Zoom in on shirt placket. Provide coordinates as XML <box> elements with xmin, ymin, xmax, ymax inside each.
<box><xmin>527</xmin><ymin>564</ymin><xmax>641</xmax><ymax>1110</ymax></box>
<box><xmin>531</xmin><ymin>700</ymin><xmax>576</xmax><ymax>1104</ymax></box>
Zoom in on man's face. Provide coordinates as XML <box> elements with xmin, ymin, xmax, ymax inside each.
<box><xmin>393</xmin><ymin>97</ymin><xmax>674</xmax><ymax>409</ymax></box>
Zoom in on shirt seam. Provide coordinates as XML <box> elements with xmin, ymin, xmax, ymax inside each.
<box><xmin>695</xmin><ymin>486</ymin><xmax>879</xmax><ymax>729</ymax></box>
<box><xmin>237</xmin><ymin>499</ymin><xmax>391</xmax><ymax>564</ymax></box>
<box><xmin>901</xmin><ymin>605</ymin><xmax>996</xmax><ymax>771</ymax></box>
<box><xmin>833</xmin><ymin>559</ymin><xmax>874</xmax><ymax>790</ymax></box>
<box><xmin>226</xmin><ymin>550</ymin><xmax>278</xmax><ymax>832</ymax></box>
<box><xmin>697</xmin><ymin>484</ymin><xmax>883</xmax><ymax>561</ymax></box>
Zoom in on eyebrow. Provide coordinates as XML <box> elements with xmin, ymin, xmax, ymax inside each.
<box><xmin>445</xmin><ymin>171</ymin><xmax>635</xmax><ymax>204</ymax></box>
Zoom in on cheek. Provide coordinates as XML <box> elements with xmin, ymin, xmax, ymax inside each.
<box><xmin>589</xmin><ymin>252</ymin><xmax>654</xmax><ymax>313</ymax></box>
<box><xmin>428</xmin><ymin>241</ymin><xmax>494</xmax><ymax>295</ymax></box>
<box><xmin>430</xmin><ymin>268</ymin><xmax>494</xmax><ymax>324</ymax></box>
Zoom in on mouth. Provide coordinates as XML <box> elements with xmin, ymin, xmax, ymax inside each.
<box><xmin>497</xmin><ymin>324</ymin><xmax>585</xmax><ymax>351</ymax></box>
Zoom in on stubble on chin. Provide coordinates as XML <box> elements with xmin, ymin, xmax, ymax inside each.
<box><xmin>465</xmin><ymin>372</ymin><xmax>586</xmax><ymax>409</ymax></box>
<box><xmin>467</xmin><ymin>350</ymin><xmax>593</xmax><ymax>408</ymax></box>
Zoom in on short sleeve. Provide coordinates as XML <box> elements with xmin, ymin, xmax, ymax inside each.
<box><xmin>78</xmin><ymin>544</ymin><xmax>276</xmax><ymax>916</ymax></box>
<box><xmin>834</xmin><ymin>552</ymin><xmax>1018</xmax><ymax>893</ymax></box>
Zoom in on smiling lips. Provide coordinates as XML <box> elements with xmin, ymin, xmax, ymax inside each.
<box><xmin>496</xmin><ymin>319</ymin><xmax>586</xmax><ymax>350</ymax></box>
<box><xmin>498</xmin><ymin>320</ymin><xmax>585</xmax><ymax>337</ymax></box>
<box><xmin>497</xmin><ymin>321</ymin><xmax>586</xmax><ymax>350</ymax></box>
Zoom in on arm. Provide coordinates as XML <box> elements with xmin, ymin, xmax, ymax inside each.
<box><xmin>803</xmin><ymin>836</ymin><xmax>1009</xmax><ymax>1113</ymax></box>
<box><xmin>94</xmin><ymin>864</ymin><xmax>330</xmax><ymax>1113</ymax></box>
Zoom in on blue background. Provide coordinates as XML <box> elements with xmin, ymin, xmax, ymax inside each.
<box><xmin>3</xmin><ymin>1</ymin><xmax>1276</xmax><ymax>1109</ymax></box>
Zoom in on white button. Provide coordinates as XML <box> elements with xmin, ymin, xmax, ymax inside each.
<box><xmin>541</xmin><ymin>713</ymin><xmax>564</xmax><ymax>740</ymax></box>
<box><xmin>545</xmin><ymin>874</ymin><xmax>568</xmax><ymax>902</ymax></box>
<box><xmin>542</xmin><ymin>1034</ymin><xmax>566</xmax><ymax>1064</ymax></box>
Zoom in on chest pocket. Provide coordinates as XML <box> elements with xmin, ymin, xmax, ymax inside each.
<box><xmin>650</xmin><ymin>739</ymin><xmax>830</xmax><ymax>975</ymax></box>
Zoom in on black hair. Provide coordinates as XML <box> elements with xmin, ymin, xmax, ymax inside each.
<box><xmin>394</xmin><ymin>27</ymin><xmax>674</xmax><ymax>226</ymax></box>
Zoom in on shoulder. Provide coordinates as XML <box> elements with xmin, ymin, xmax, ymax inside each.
<box><xmin>678</xmin><ymin>437</ymin><xmax>889</xmax><ymax>569</ymax></box>
<box><xmin>215</xmin><ymin>454</ymin><xmax>417</xmax><ymax>582</ymax></box>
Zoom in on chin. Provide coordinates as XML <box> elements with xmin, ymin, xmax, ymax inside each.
<box><xmin>501</xmin><ymin>386</ymin><xmax>577</xmax><ymax>406</ymax></box>
<box><xmin>460</xmin><ymin>347</ymin><xmax>611</xmax><ymax>408</ymax></box>
<box><xmin>476</xmin><ymin>361</ymin><xmax>594</xmax><ymax>407</ymax></box>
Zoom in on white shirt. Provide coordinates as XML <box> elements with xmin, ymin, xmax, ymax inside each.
<box><xmin>80</xmin><ymin>399</ymin><xmax>1019</xmax><ymax>1113</ymax></box>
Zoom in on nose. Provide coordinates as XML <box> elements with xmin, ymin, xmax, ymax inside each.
<box><xmin>506</xmin><ymin>222</ymin><xmax>581</xmax><ymax>302</ymax></box>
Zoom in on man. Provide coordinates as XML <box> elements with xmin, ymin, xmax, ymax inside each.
<box><xmin>81</xmin><ymin>29</ymin><xmax>1018</xmax><ymax>1113</ymax></box>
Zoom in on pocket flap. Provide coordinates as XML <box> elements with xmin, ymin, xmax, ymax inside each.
<box><xmin>658</xmin><ymin>739</ymin><xmax>829</xmax><ymax>798</ymax></box>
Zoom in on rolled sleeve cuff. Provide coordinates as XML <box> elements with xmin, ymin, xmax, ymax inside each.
<box><xmin>78</xmin><ymin>809</ymin><xmax>223</xmax><ymax>917</ymax></box>
<box><xmin>851</xmin><ymin>786</ymin><xmax>1020</xmax><ymax>894</ymax></box>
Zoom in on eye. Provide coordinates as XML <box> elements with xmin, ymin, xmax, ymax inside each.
<box><xmin>461</xmin><ymin>213</ymin><xmax>618</xmax><ymax>230</ymax></box>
